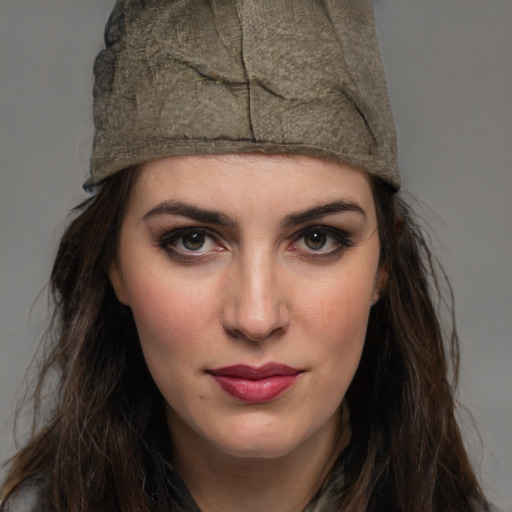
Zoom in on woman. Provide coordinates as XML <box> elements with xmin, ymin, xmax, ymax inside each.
<box><xmin>0</xmin><ymin>1</ymin><xmax>492</xmax><ymax>511</ymax></box>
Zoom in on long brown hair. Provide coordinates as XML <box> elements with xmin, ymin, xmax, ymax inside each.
<box><xmin>1</xmin><ymin>168</ymin><xmax>489</xmax><ymax>511</ymax></box>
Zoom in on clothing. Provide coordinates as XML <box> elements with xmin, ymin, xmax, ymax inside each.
<box><xmin>87</xmin><ymin>0</ymin><xmax>400</xmax><ymax>190</ymax></box>
<box><xmin>2</xmin><ymin>464</ymin><xmax>345</xmax><ymax>512</ymax></box>
<box><xmin>3</xmin><ymin>466</ymin><xmax>500</xmax><ymax>512</ymax></box>
<box><xmin>1</xmin><ymin>481</ymin><xmax>51</xmax><ymax>512</ymax></box>
<box><xmin>162</xmin><ymin>455</ymin><xmax>346</xmax><ymax>512</ymax></box>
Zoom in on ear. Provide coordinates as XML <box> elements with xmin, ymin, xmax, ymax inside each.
<box><xmin>108</xmin><ymin>261</ymin><xmax>130</xmax><ymax>306</ymax></box>
<box><xmin>371</xmin><ymin>264</ymin><xmax>388</xmax><ymax>306</ymax></box>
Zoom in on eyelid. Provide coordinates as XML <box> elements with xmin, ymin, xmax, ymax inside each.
<box><xmin>158</xmin><ymin>226</ymin><xmax>227</xmax><ymax>257</ymax></box>
<box><xmin>292</xmin><ymin>225</ymin><xmax>354</xmax><ymax>243</ymax></box>
<box><xmin>160</xmin><ymin>226</ymin><xmax>213</xmax><ymax>243</ymax></box>
<box><xmin>156</xmin><ymin>223</ymin><xmax>362</xmax><ymax>263</ymax></box>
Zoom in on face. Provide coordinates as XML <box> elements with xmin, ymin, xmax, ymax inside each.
<box><xmin>109</xmin><ymin>154</ymin><xmax>383</xmax><ymax>461</ymax></box>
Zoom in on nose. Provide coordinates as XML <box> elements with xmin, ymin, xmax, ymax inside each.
<box><xmin>222</xmin><ymin>252</ymin><xmax>290</xmax><ymax>343</ymax></box>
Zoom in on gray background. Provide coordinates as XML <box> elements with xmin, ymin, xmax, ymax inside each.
<box><xmin>1</xmin><ymin>0</ymin><xmax>511</xmax><ymax>509</ymax></box>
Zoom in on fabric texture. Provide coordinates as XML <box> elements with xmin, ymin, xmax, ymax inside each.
<box><xmin>87</xmin><ymin>0</ymin><xmax>400</xmax><ymax>190</ymax></box>
<box><xmin>2</xmin><ymin>466</ymin><xmax>346</xmax><ymax>512</ymax></box>
<box><xmin>5</xmin><ymin>472</ymin><xmax>501</xmax><ymax>512</ymax></box>
<box><xmin>1</xmin><ymin>480</ymin><xmax>51</xmax><ymax>512</ymax></box>
<box><xmin>163</xmin><ymin>455</ymin><xmax>347</xmax><ymax>512</ymax></box>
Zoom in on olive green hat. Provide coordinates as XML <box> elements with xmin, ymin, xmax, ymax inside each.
<box><xmin>86</xmin><ymin>0</ymin><xmax>400</xmax><ymax>190</ymax></box>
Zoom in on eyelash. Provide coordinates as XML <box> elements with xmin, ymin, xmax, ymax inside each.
<box><xmin>158</xmin><ymin>226</ymin><xmax>355</xmax><ymax>262</ymax></box>
<box><xmin>289</xmin><ymin>226</ymin><xmax>355</xmax><ymax>260</ymax></box>
<box><xmin>158</xmin><ymin>227</ymin><xmax>223</xmax><ymax>262</ymax></box>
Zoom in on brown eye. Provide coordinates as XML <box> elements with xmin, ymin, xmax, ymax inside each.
<box><xmin>289</xmin><ymin>226</ymin><xmax>355</xmax><ymax>259</ymax></box>
<box><xmin>160</xmin><ymin>227</ymin><xmax>225</xmax><ymax>259</ymax></box>
<box><xmin>182</xmin><ymin>231</ymin><xmax>206</xmax><ymax>251</ymax></box>
<box><xmin>304</xmin><ymin>231</ymin><xmax>327</xmax><ymax>250</ymax></box>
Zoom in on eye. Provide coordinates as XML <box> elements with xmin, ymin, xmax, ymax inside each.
<box><xmin>303</xmin><ymin>230</ymin><xmax>329</xmax><ymax>250</ymax></box>
<box><xmin>289</xmin><ymin>226</ymin><xmax>354</xmax><ymax>258</ymax></box>
<box><xmin>181</xmin><ymin>231</ymin><xmax>207</xmax><ymax>251</ymax></box>
<box><xmin>159</xmin><ymin>227</ymin><xmax>224</xmax><ymax>257</ymax></box>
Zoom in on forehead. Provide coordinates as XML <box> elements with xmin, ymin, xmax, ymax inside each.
<box><xmin>127</xmin><ymin>154</ymin><xmax>376</xmax><ymax>219</ymax></box>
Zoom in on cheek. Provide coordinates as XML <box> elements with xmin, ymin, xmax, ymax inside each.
<box><xmin>300</xmin><ymin>268</ymin><xmax>375</xmax><ymax>338</ymax></box>
<box><xmin>125</xmin><ymin>274</ymin><xmax>222</xmax><ymax>411</ymax></box>
<box><xmin>295</xmin><ymin>263</ymin><xmax>376</xmax><ymax>391</ymax></box>
<box><xmin>124</xmin><ymin>267</ymin><xmax>220</xmax><ymax>365</ymax></box>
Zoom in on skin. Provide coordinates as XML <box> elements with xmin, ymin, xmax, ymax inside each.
<box><xmin>109</xmin><ymin>154</ymin><xmax>384</xmax><ymax>512</ymax></box>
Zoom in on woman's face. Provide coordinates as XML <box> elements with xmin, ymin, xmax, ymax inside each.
<box><xmin>109</xmin><ymin>154</ymin><xmax>383</xmax><ymax>460</ymax></box>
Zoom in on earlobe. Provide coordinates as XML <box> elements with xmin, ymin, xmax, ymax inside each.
<box><xmin>108</xmin><ymin>262</ymin><xmax>130</xmax><ymax>306</ymax></box>
<box><xmin>372</xmin><ymin>265</ymin><xmax>388</xmax><ymax>305</ymax></box>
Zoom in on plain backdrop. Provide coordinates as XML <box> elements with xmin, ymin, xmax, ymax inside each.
<box><xmin>1</xmin><ymin>1</ymin><xmax>511</xmax><ymax>510</ymax></box>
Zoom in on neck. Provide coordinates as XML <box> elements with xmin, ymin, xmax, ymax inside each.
<box><xmin>169</xmin><ymin>407</ymin><xmax>350</xmax><ymax>512</ymax></box>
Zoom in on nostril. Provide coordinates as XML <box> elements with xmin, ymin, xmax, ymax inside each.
<box><xmin>221</xmin><ymin>262</ymin><xmax>291</xmax><ymax>343</ymax></box>
<box><xmin>224</xmin><ymin>325</ymin><xmax>286</xmax><ymax>344</ymax></box>
<box><xmin>222</xmin><ymin>300</ymin><xmax>290</xmax><ymax>343</ymax></box>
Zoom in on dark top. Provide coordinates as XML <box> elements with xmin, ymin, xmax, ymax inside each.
<box><xmin>3</xmin><ymin>460</ymin><xmax>498</xmax><ymax>512</ymax></box>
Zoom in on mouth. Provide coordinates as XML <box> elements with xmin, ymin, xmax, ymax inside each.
<box><xmin>207</xmin><ymin>363</ymin><xmax>302</xmax><ymax>403</ymax></box>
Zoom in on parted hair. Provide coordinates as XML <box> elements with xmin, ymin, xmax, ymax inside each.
<box><xmin>1</xmin><ymin>167</ymin><xmax>489</xmax><ymax>512</ymax></box>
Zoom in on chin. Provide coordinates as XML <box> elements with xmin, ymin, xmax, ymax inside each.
<box><xmin>213</xmin><ymin>434</ymin><xmax>301</xmax><ymax>460</ymax></box>
<box><xmin>206</xmin><ymin>414</ymin><xmax>314</xmax><ymax>460</ymax></box>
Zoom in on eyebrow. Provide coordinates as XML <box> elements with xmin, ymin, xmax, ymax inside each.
<box><xmin>143</xmin><ymin>200</ymin><xmax>236</xmax><ymax>227</ymax></box>
<box><xmin>281</xmin><ymin>200</ymin><xmax>366</xmax><ymax>227</ymax></box>
<box><xmin>142</xmin><ymin>199</ymin><xmax>366</xmax><ymax>228</ymax></box>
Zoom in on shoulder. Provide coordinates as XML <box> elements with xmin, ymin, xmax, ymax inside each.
<box><xmin>1</xmin><ymin>481</ymin><xmax>52</xmax><ymax>512</ymax></box>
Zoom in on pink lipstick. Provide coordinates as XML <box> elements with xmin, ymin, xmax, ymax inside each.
<box><xmin>208</xmin><ymin>363</ymin><xmax>301</xmax><ymax>403</ymax></box>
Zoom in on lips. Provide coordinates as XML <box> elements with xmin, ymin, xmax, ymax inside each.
<box><xmin>208</xmin><ymin>363</ymin><xmax>302</xmax><ymax>403</ymax></box>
